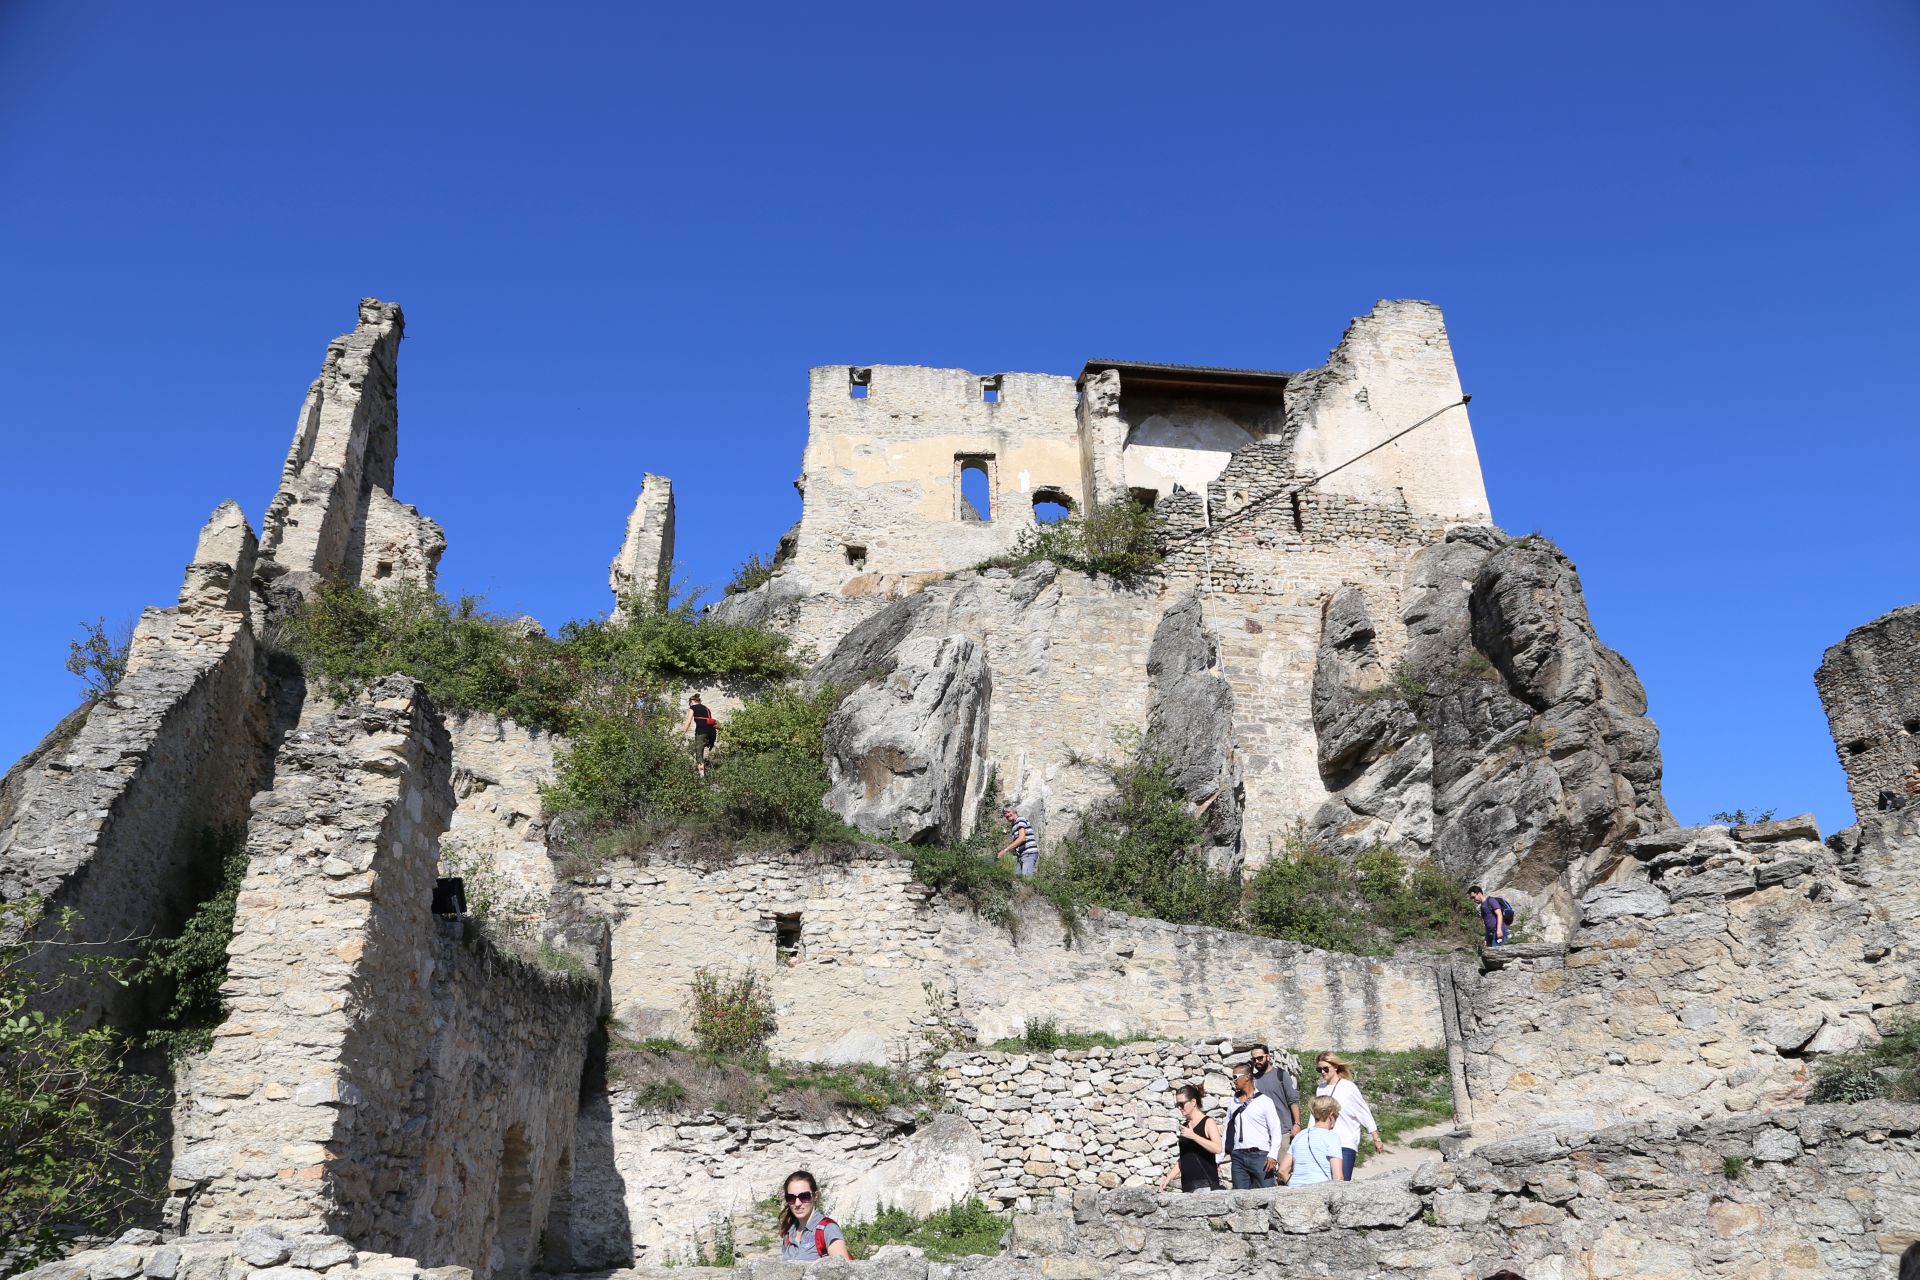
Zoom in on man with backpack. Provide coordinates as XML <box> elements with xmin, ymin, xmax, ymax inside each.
<box><xmin>1470</xmin><ymin>886</ymin><xmax>1514</xmax><ymax>947</ymax></box>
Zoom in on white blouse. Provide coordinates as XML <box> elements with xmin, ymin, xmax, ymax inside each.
<box><xmin>1315</xmin><ymin>1077</ymin><xmax>1378</xmax><ymax>1151</ymax></box>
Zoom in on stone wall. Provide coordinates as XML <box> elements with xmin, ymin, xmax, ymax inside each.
<box><xmin>1462</xmin><ymin>813</ymin><xmax>1919</xmax><ymax>1136</ymax></box>
<box><xmin>172</xmin><ymin>678</ymin><xmax>602</xmax><ymax>1280</ymax></box>
<box><xmin>578</xmin><ymin>843</ymin><xmax>1445</xmax><ymax>1068</ymax></box>
<box><xmin>566</xmin><ymin>1092</ymin><xmax>982</xmax><ymax>1268</ymax></box>
<box><xmin>936</xmin><ymin>1041</ymin><xmax>1306</xmax><ymax>1210</ymax></box>
<box><xmin>0</xmin><ymin>505</ymin><xmax>270</xmax><ymax>1028</ymax></box>
<box><xmin>988</xmin><ymin>1101</ymin><xmax>1920</xmax><ymax>1280</ymax></box>
<box><xmin>445</xmin><ymin>711</ymin><xmax>563</xmax><ymax>897</ymax></box>
<box><xmin>786</xmin><ymin>365</ymin><xmax>1087</xmax><ymax>596</ymax></box>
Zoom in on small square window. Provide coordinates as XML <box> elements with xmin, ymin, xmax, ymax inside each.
<box><xmin>849</xmin><ymin>367</ymin><xmax>872</xmax><ymax>399</ymax></box>
<box><xmin>980</xmin><ymin>375</ymin><xmax>1002</xmax><ymax>404</ymax></box>
<box><xmin>775</xmin><ymin>913</ymin><xmax>802</xmax><ymax>963</ymax></box>
<box><xmin>845</xmin><ymin>544</ymin><xmax>868</xmax><ymax>569</ymax></box>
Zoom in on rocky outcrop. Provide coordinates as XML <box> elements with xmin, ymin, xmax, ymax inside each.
<box><xmin>1311</xmin><ymin>528</ymin><xmax>1670</xmax><ymax>935</ymax></box>
<box><xmin>609</xmin><ymin>473</ymin><xmax>675</xmax><ymax>617</ymax></box>
<box><xmin>256</xmin><ymin>298</ymin><xmax>444</xmax><ymax>618</ymax></box>
<box><xmin>1465</xmin><ymin>810</ymin><xmax>1918</xmax><ymax>1135</ymax></box>
<box><xmin>823</xmin><ymin>634</ymin><xmax>990</xmax><ymax>845</ymax></box>
<box><xmin>1816</xmin><ymin>601</ymin><xmax>1920</xmax><ymax>819</ymax></box>
<box><xmin>1144</xmin><ymin>593</ymin><xmax>1242</xmax><ymax>866</ymax></box>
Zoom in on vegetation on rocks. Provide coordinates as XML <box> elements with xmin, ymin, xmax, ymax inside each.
<box><xmin>979</xmin><ymin>499</ymin><xmax>1165</xmax><ymax>587</ymax></box>
<box><xmin>0</xmin><ymin>902</ymin><xmax>161</xmax><ymax>1267</ymax></box>
<box><xmin>130</xmin><ymin>826</ymin><xmax>248</xmax><ymax>1059</ymax></box>
<box><xmin>1809</xmin><ymin>1016</ymin><xmax>1920</xmax><ymax>1104</ymax></box>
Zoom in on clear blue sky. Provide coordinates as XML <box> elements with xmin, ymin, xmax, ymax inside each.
<box><xmin>2</xmin><ymin>3</ymin><xmax>1914</xmax><ymax>837</ymax></box>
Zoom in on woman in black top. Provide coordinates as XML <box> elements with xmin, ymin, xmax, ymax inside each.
<box><xmin>1158</xmin><ymin>1081</ymin><xmax>1223</xmax><ymax>1191</ymax></box>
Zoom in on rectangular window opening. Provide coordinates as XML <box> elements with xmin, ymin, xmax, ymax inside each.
<box><xmin>849</xmin><ymin>367</ymin><xmax>872</xmax><ymax>399</ymax></box>
<box><xmin>980</xmin><ymin>375</ymin><xmax>1003</xmax><ymax>404</ymax></box>
<box><xmin>844</xmin><ymin>544</ymin><xmax>867</xmax><ymax>569</ymax></box>
<box><xmin>1128</xmin><ymin>487</ymin><xmax>1159</xmax><ymax>511</ymax></box>
<box><xmin>1289</xmin><ymin>491</ymin><xmax>1303</xmax><ymax>533</ymax></box>
<box><xmin>775</xmin><ymin>913</ymin><xmax>803</xmax><ymax>962</ymax></box>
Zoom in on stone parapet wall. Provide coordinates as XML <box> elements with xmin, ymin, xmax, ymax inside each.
<box><xmin>936</xmin><ymin>1041</ymin><xmax>1304</xmax><ymax>1210</ymax></box>
<box><xmin>1465</xmin><ymin>817</ymin><xmax>1920</xmax><ymax>1136</ymax></box>
<box><xmin>444</xmin><ymin>711</ymin><xmax>562</xmax><ymax>897</ymax></box>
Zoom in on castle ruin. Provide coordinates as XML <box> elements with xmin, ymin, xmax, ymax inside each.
<box><xmin>3</xmin><ymin>299</ymin><xmax>1915</xmax><ymax>1280</ymax></box>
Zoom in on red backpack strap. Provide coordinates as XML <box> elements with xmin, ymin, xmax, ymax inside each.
<box><xmin>815</xmin><ymin>1217</ymin><xmax>835</xmax><ymax>1256</ymax></box>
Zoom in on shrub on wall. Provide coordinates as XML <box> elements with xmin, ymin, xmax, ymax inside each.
<box><xmin>130</xmin><ymin>826</ymin><xmax>248</xmax><ymax>1059</ymax></box>
<box><xmin>986</xmin><ymin>499</ymin><xmax>1165</xmax><ymax>587</ymax></box>
<box><xmin>688</xmin><ymin>968</ymin><xmax>777</xmax><ymax>1058</ymax></box>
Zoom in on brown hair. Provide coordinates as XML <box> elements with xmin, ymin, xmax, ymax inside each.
<box><xmin>1174</xmin><ymin>1081</ymin><xmax>1204</xmax><ymax>1106</ymax></box>
<box><xmin>1309</xmin><ymin>1095</ymin><xmax>1340</xmax><ymax>1123</ymax></box>
<box><xmin>1315</xmin><ymin>1051</ymin><xmax>1353</xmax><ymax>1082</ymax></box>
<box><xmin>777</xmin><ymin>1169</ymin><xmax>821</xmax><ymax>1236</ymax></box>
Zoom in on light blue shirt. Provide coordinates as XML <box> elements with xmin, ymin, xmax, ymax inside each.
<box><xmin>1287</xmin><ymin>1127</ymin><xmax>1341</xmax><ymax>1185</ymax></box>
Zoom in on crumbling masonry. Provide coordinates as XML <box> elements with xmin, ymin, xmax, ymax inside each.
<box><xmin>5</xmin><ymin>298</ymin><xmax>1917</xmax><ymax>1280</ymax></box>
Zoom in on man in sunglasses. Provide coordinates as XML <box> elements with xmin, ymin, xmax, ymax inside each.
<box><xmin>1248</xmin><ymin>1044</ymin><xmax>1301</xmax><ymax>1142</ymax></box>
<box><xmin>1221</xmin><ymin>1062</ymin><xmax>1285</xmax><ymax>1188</ymax></box>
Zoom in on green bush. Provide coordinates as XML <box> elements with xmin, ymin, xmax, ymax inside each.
<box><xmin>727</xmin><ymin>553</ymin><xmax>778</xmax><ymax>595</ymax></box>
<box><xmin>580</xmin><ymin>595</ymin><xmax>802</xmax><ymax>686</ymax></box>
<box><xmin>1019</xmin><ymin>1018</ymin><xmax>1061</xmax><ymax>1052</ymax></box>
<box><xmin>709</xmin><ymin>685</ymin><xmax>843</xmax><ymax>842</ymax></box>
<box><xmin>843</xmin><ymin>1199</ymin><xmax>1006</xmax><ymax>1261</ymax></box>
<box><xmin>986</xmin><ymin>500</ymin><xmax>1165</xmax><ymax>587</ymax></box>
<box><xmin>278</xmin><ymin>582</ymin><xmax>580</xmax><ymax>731</ymax></box>
<box><xmin>689</xmin><ymin>968</ymin><xmax>777</xmax><ymax>1058</ymax></box>
<box><xmin>1810</xmin><ymin>1016</ymin><xmax>1920</xmax><ymax>1104</ymax></box>
<box><xmin>0</xmin><ymin>902</ymin><xmax>163</xmax><ymax>1266</ymax></box>
<box><xmin>130</xmin><ymin>826</ymin><xmax>248</xmax><ymax>1059</ymax></box>
<box><xmin>543</xmin><ymin>710</ymin><xmax>712</xmax><ymax>830</ymax></box>
<box><xmin>1051</xmin><ymin>747</ymin><xmax>1239</xmax><ymax>929</ymax></box>
<box><xmin>1247</xmin><ymin>837</ymin><xmax>1478</xmax><ymax>955</ymax></box>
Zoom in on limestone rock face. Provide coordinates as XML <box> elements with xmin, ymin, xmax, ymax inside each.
<box><xmin>823</xmin><ymin>634</ymin><xmax>989</xmax><ymax>845</ymax></box>
<box><xmin>1816</xmin><ymin>601</ymin><xmax>1920</xmax><ymax>819</ymax></box>
<box><xmin>1143</xmin><ymin>593</ymin><xmax>1243</xmax><ymax>865</ymax></box>
<box><xmin>1312</xmin><ymin>528</ymin><xmax>1670</xmax><ymax>936</ymax></box>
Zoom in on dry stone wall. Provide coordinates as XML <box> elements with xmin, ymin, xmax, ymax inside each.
<box><xmin>936</xmin><ymin>1041</ymin><xmax>1304</xmax><ymax>1210</ymax></box>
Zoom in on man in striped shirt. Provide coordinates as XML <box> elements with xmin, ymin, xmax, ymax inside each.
<box><xmin>996</xmin><ymin>806</ymin><xmax>1039</xmax><ymax>877</ymax></box>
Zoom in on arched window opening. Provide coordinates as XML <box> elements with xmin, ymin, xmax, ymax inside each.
<box><xmin>956</xmin><ymin>456</ymin><xmax>993</xmax><ymax>522</ymax></box>
<box><xmin>1032</xmin><ymin>487</ymin><xmax>1075</xmax><ymax>525</ymax></box>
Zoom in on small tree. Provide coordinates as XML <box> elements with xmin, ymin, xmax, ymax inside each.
<box><xmin>65</xmin><ymin>617</ymin><xmax>130</xmax><ymax>697</ymax></box>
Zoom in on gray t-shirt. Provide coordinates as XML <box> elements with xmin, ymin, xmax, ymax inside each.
<box><xmin>782</xmin><ymin>1213</ymin><xmax>846</xmax><ymax>1259</ymax></box>
<box><xmin>1253</xmin><ymin>1066</ymin><xmax>1299</xmax><ymax>1120</ymax></box>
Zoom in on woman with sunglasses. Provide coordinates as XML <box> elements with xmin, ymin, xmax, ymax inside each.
<box><xmin>777</xmin><ymin>1170</ymin><xmax>852</xmax><ymax>1260</ymax></box>
<box><xmin>1313</xmin><ymin>1051</ymin><xmax>1384</xmax><ymax>1179</ymax></box>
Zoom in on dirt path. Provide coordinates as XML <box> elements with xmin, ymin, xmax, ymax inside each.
<box><xmin>1353</xmin><ymin>1119</ymin><xmax>1459</xmax><ymax>1180</ymax></box>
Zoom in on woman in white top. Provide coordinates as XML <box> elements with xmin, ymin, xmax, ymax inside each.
<box><xmin>1313</xmin><ymin>1051</ymin><xmax>1384</xmax><ymax>1180</ymax></box>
